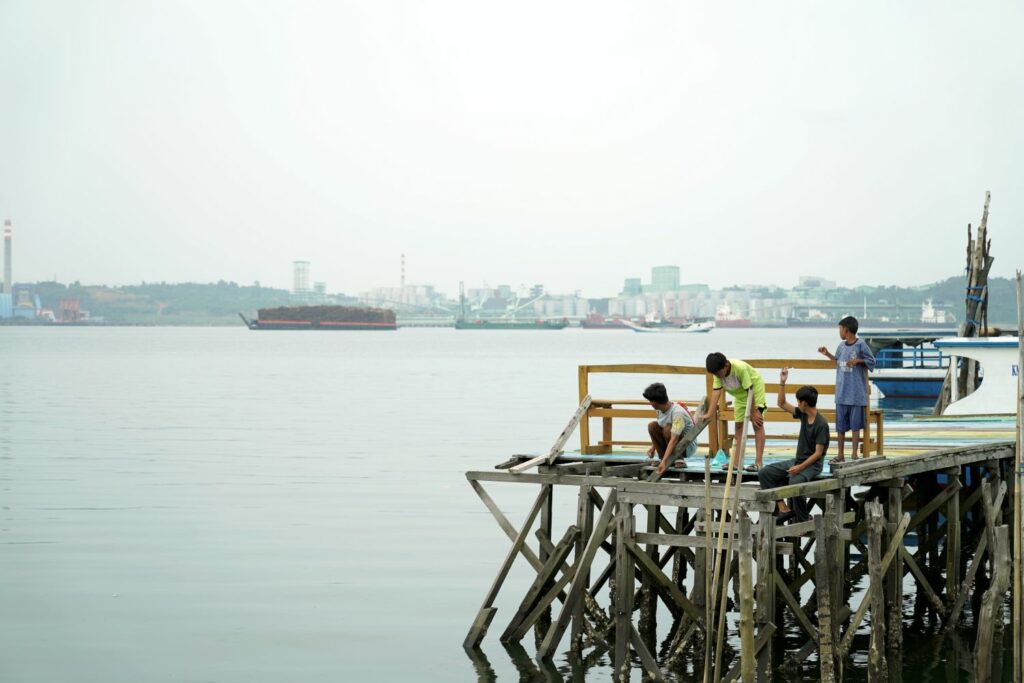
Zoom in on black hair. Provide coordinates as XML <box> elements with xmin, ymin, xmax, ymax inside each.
<box><xmin>643</xmin><ymin>382</ymin><xmax>669</xmax><ymax>404</ymax></box>
<box><xmin>795</xmin><ymin>385</ymin><xmax>818</xmax><ymax>407</ymax></box>
<box><xmin>839</xmin><ymin>316</ymin><xmax>859</xmax><ymax>335</ymax></box>
<box><xmin>705</xmin><ymin>352</ymin><xmax>728</xmax><ymax>374</ymax></box>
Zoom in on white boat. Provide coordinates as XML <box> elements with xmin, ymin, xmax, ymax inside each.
<box><xmin>622</xmin><ymin>319</ymin><xmax>715</xmax><ymax>334</ymax></box>
<box><xmin>932</xmin><ymin>336</ymin><xmax>1021</xmax><ymax>415</ymax></box>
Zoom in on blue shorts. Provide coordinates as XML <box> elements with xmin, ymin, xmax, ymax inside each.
<box><xmin>836</xmin><ymin>404</ymin><xmax>865</xmax><ymax>433</ymax></box>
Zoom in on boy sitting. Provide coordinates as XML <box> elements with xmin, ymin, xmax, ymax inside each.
<box><xmin>643</xmin><ymin>382</ymin><xmax>698</xmax><ymax>477</ymax></box>
<box><xmin>758</xmin><ymin>368</ymin><xmax>829</xmax><ymax>523</ymax></box>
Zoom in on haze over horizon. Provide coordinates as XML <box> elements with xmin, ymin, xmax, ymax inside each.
<box><xmin>2</xmin><ymin>2</ymin><xmax>1023</xmax><ymax>297</ymax></box>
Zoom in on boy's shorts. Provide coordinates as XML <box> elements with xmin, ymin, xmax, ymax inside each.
<box><xmin>836</xmin><ymin>404</ymin><xmax>865</xmax><ymax>433</ymax></box>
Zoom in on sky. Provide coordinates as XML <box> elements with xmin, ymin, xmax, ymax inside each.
<box><xmin>1</xmin><ymin>1</ymin><xmax>1023</xmax><ymax>298</ymax></box>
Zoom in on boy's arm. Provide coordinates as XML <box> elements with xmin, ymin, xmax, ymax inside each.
<box><xmin>788</xmin><ymin>443</ymin><xmax>826</xmax><ymax>475</ymax></box>
<box><xmin>777</xmin><ymin>368</ymin><xmax>796</xmax><ymax>416</ymax></box>
<box><xmin>859</xmin><ymin>340</ymin><xmax>876</xmax><ymax>371</ymax></box>
<box><xmin>705</xmin><ymin>388</ymin><xmax>722</xmax><ymax>422</ymax></box>
<box><xmin>656</xmin><ymin>432</ymin><xmax>681</xmax><ymax>474</ymax></box>
<box><xmin>817</xmin><ymin>345</ymin><xmax>836</xmax><ymax>361</ymax></box>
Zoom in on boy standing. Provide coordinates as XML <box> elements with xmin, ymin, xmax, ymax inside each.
<box><xmin>758</xmin><ymin>368</ymin><xmax>829</xmax><ymax>523</ymax></box>
<box><xmin>643</xmin><ymin>383</ymin><xmax>699</xmax><ymax>477</ymax></box>
<box><xmin>704</xmin><ymin>352</ymin><xmax>767</xmax><ymax>471</ymax></box>
<box><xmin>817</xmin><ymin>315</ymin><xmax>875</xmax><ymax>461</ymax></box>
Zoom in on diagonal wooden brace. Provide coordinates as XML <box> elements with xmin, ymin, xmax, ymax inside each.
<box><xmin>537</xmin><ymin>489</ymin><xmax>618</xmax><ymax>660</ymax></box>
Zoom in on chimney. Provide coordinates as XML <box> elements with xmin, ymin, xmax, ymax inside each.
<box><xmin>3</xmin><ymin>220</ymin><xmax>11</xmax><ymax>294</ymax></box>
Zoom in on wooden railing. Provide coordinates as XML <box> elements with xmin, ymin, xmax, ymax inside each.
<box><xmin>577</xmin><ymin>360</ymin><xmax>883</xmax><ymax>457</ymax></box>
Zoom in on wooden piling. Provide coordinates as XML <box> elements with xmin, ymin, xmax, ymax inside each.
<box><xmin>737</xmin><ymin>511</ymin><xmax>755</xmax><ymax>683</ymax></box>
<box><xmin>866</xmin><ymin>501</ymin><xmax>888</xmax><ymax>683</ymax></box>
<box><xmin>815</xmin><ymin>514</ymin><xmax>838</xmax><ymax>683</ymax></box>
<box><xmin>885</xmin><ymin>482</ymin><xmax>904</xmax><ymax>650</ymax></box>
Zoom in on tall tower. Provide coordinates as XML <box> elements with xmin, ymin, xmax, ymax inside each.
<box><xmin>3</xmin><ymin>220</ymin><xmax>11</xmax><ymax>294</ymax></box>
<box><xmin>292</xmin><ymin>260</ymin><xmax>310</xmax><ymax>295</ymax></box>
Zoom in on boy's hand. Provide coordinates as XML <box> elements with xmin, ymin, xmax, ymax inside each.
<box><xmin>751</xmin><ymin>410</ymin><xmax>764</xmax><ymax>429</ymax></box>
<box><xmin>787</xmin><ymin>463</ymin><xmax>803</xmax><ymax>476</ymax></box>
<box><xmin>846</xmin><ymin>357</ymin><xmax>860</xmax><ymax>368</ymax></box>
<box><xmin>656</xmin><ymin>460</ymin><xmax>667</xmax><ymax>476</ymax></box>
<box><xmin>780</xmin><ymin>367</ymin><xmax>789</xmax><ymax>384</ymax></box>
<box><xmin>817</xmin><ymin>346</ymin><xmax>829</xmax><ymax>357</ymax></box>
<box><xmin>647</xmin><ymin>445</ymin><xmax>656</xmax><ymax>457</ymax></box>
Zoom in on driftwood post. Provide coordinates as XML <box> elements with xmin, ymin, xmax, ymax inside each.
<box><xmin>936</xmin><ymin>191</ymin><xmax>994</xmax><ymax>414</ymax></box>
<box><xmin>866</xmin><ymin>501</ymin><xmax>888</xmax><ymax>683</ymax></box>
<box><xmin>975</xmin><ymin>525</ymin><xmax>1010</xmax><ymax>683</ymax></box>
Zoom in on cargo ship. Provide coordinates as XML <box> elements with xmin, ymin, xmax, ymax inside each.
<box><xmin>240</xmin><ymin>305</ymin><xmax>397</xmax><ymax>331</ymax></box>
<box><xmin>454</xmin><ymin>318</ymin><xmax>568</xmax><ymax>330</ymax></box>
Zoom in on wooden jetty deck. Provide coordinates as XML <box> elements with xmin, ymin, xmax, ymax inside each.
<box><xmin>463</xmin><ymin>362</ymin><xmax>1020</xmax><ymax>682</ymax></box>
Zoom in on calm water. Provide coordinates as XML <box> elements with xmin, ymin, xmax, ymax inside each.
<box><xmin>0</xmin><ymin>327</ymin><xmax>1011</xmax><ymax>682</ymax></box>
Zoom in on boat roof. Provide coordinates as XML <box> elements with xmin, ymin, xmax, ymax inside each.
<box><xmin>859</xmin><ymin>327</ymin><xmax>958</xmax><ymax>343</ymax></box>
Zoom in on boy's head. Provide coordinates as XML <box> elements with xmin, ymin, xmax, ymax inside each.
<box><xmin>795</xmin><ymin>385</ymin><xmax>818</xmax><ymax>409</ymax></box>
<box><xmin>838</xmin><ymin>315</ymin><xmax>859</xmax><ymax>340</ymax></box>
<box><xmin>705</xmin><ymin>352</ymin><xmax>730</xmax><ymax>378</ymax></box>
<box><xmin>643</xmin><ymin>382</ymin><xmax>670</xmax><ymax>408</ymax></box>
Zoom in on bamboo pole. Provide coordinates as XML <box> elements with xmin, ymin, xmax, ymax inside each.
<box><xmin>709</xmin><ymin>389</ymin><xmax>754</xmax><ymax>683</ymax></box>
<box><xmin>1015</xmin><ymin>270</ymin><xmax>1023</xmax><ymax>682</ymax></box>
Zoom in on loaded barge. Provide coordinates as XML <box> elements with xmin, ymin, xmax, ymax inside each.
<box><xmin>239</xmin><ymin>305</ymin><xmax>397</xmax><ymax>331</ymax></box>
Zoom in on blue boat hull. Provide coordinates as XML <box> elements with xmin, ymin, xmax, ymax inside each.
<box><xmin>872</xmin><ymin>377</ymin><xmax>944</xmax><ymax>400</ymax></box>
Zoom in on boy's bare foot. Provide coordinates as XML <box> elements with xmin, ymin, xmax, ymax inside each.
<box><xmin>832</xmin><ymin>457</ymin><xmax>845</xmax><ymax>463</ymax></box>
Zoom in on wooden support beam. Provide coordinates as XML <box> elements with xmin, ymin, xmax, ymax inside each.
<box><xmin>613</xmin><ymin>502</ymin><xmax>633</xmax><ymax>680</ymax></box>
<box><xmin>839</xmin><ymin>511</ymin><xmax>911</xmax><ymax>655</ymax></box>
<box><xmin>500</xmin><ymin>525</ymin><xmax>578</xmax><ymax>643</ymax></box>
<box><xmin>538</xmin><ymin>489</ymin><xmax>618</xmax><ymax>660</ymax></box>
<box><xmin>625</xmin><ymin>537</ymin><xmax>705</xmax><ymax>623</ymax></box>
<box><xmin>945</xmin><ymin>480</ymin><xmax>1007</xmax><ymax>630</ymax></box>
<box><xmin>902</xmin><ymin>547</ymin><xmax>946</xmax><ymax>616</ymax></box>
<box><xmin>629</xmin><ymin>624</ymin><xmax>667</xmax><ymax>682</ymax></box>
<box><xmin>885</xmin><ymin>484</ymin><xmax>905</xmax><ymax>651</ymax></box>
<box><xmin>464</xmin><ymin>486</ymin><xmax>550</xmax><ymax>648</ymax></box>
<box><xmin>570</xmin><ymin>486</ymin><xmax>595</xmax><ymax>649</ymax></box>
<box><xmin>774</xmin><ymin>572</ymin><xmax>818</xmax><ymax>642</ymax></box>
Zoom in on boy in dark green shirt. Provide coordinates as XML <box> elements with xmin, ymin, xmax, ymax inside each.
<box><xmin>758</xmin><ymin>367</ymin><xmax>830</xmax><ymax>523</ymax></box>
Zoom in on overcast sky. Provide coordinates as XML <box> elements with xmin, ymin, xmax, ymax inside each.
<box><xmin>1</xmin><ymin>2</ymin><xmax>1022</xmax><ymax>297</ymax></box>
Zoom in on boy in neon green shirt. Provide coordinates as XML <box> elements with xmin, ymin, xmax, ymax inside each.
<box><xmin>705</xmin><ymin>352</ymin><xmax>767</xmax><ymax>471</ymax></box>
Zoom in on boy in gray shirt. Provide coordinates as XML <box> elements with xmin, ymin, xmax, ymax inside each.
<box><xmin>817</xmin><ymin>315</ymin><xmax>875</xmax><ymax>461</ymax></box>
<box><xmin>643</xmin><ymin>383</ymin><xmax>698</xmax><ymax>476</ymax></box>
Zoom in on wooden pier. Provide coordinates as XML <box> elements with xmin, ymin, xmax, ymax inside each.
<box><xmin>463</xmin><ymin>362</ymin><xmax>1020</xmax><ymax>681</ymax></box>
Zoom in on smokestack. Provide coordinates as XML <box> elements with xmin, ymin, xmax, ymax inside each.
<box><xmin>3</xmin><ymin>220</ymin><xmax>10</xmax><ymax>295</ymax></box>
